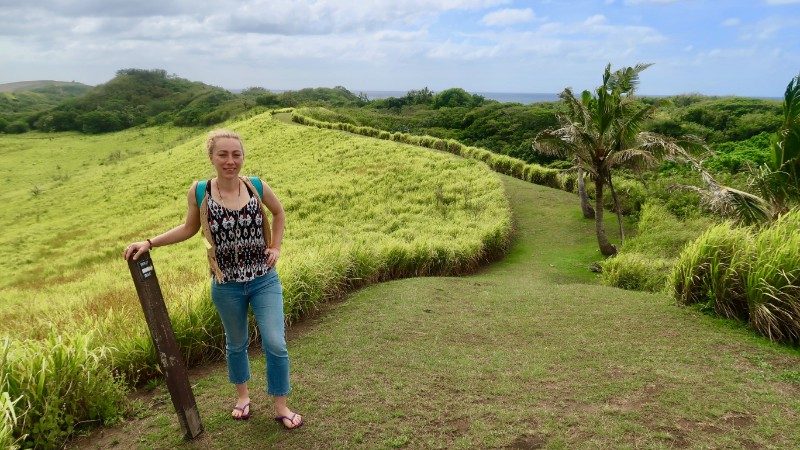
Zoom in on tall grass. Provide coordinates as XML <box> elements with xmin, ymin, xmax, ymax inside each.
<box><xmin>671</xmin><ymin>209</ymin><xmax>800</xmax><ymax>344</ymax></box>
<box><xmin>601</xmin><ymin>203</ymin><xmax>712</xmax><ymax>292</ymax></box>
<box><xmin>1</xmin><ymin>335</ymin><xmax>127</xmax><ymax>448</ymax></box>
<box><xmin>745</xmin><ymin>211</ymin><xmax>800</xmax><ymax>343</ymax></box>
<box><xmin>0</xmin><ymin>112</ymin><xmax>512</xmax><ymax>446</ymax></box>
<box><xmin>289</xmin><ymin>108</ymin><xmax>650</xmax><ymax>217</ymax></box>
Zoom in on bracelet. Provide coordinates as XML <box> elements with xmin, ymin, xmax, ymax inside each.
<box><xmin>147</xmin><ymin>238</ymin><xmax>154</xmax><ymax>249</ymax></box>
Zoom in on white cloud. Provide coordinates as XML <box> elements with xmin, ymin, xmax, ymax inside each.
<box><xmin>481</xmin><ymin>8</ymin><xmax>535</xmax><ymax>26</ymax></box>
<box><xmin>624</xmin><ymin>0</ymin><xmax>682</xmax><ymax>4</ymax></box>
<box><xmin>765</xmin><ymin>0</ymin><xmax>800</xmax><ymax>4</ymax></box>
<box><xmin>583</xmin><ymin>14</ymin><xmax>608</xmax><ymax>26</ymax></box>
<box><xmin>721</xmin><ymin>18</ymin><xmax>740</xmax><ymax>27</ymax></box>
<box><xmin>740</xmin><ymin>16</ymin><xmax>800</xmax><ymax>40</ymax></box>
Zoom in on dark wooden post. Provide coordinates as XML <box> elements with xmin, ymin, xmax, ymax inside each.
<box><xmin>127</xmin><ymin>252</ymin><xmax>203</xmax><ymax>440</ymax></box>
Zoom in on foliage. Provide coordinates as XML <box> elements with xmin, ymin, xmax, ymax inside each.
<box><xmin>534</xmin><ymin>63</ymin><xmax>689</xmax><ymax>256</ymax></box>
<box><xmin>79</xmin><ymin>110</ymin><xmax>127</xmax><ymax>134</ymax></box>
<box><xmin>432</xmin><ymin>88</ymin><xmax>485</xmax><ymax>109</ymax></box>
<box><xmin>675</xmin><ymin>75</ymin><xmax>800</xmax><ymax>225</ymax></box>
<box><xmin>4</xmin><ymin>121</ymin><xmax>29</xmax><ymax>134</ymax></box>
<box><xmin>0</xmin><ymin>82</ymin><xmax>91</xmax><ymax>125</ymax></box>
<box><xmin>704</xmin><ymin>132</ymin><xmax>773</xmax><ymax>173</ymax></box>
<box><xmin>1</xmin><ymin>334</ymin><xmax>127</xmax><ymax>448</ymax></box>
<box><xmin>601</xmin><ymin>203</ymin><xmax>712</xmax><ymax>292</ymax></box>
<box><xmin>671</xmin><ymin>209</ymin><xmax>800</xmax><ymax>344</ymax></box>
<box><xmin>644</xmin><ymin>96</ymin><xmax>782</xmax><ymax>143</ymax></box>
<box><xmin>600</xmin><ymin>252</ymin><xmax>673</xmax><ymax>292</ymax></box>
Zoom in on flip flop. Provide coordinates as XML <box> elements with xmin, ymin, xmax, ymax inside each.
<box><xmin>274</xmin><ymin>412</ymin><xmax>304</xmax><ymax>430</ymax></box>
<box><xmin>232</xmin><ymin>402</ymin><xmax>251</xmax><ymax>421</ymax></box>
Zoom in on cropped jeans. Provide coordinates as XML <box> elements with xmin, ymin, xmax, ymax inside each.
<box><xmin>210</xmin><ymin>269</ymin><xmax>291</xmax><ymax>397</ymax></box>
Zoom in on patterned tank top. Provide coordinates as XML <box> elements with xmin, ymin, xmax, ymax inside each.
<box><xmin>206</xmin><ymin>181</ymin><xmax>271</xmax><ymax>283</ymax></box>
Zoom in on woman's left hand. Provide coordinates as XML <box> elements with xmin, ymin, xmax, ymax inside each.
<box><xmin>265</xmin><ymin>247</ymin><xmax>280</xmax><ymax>267</ymax></box>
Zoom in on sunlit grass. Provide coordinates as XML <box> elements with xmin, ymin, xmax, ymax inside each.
<box><xmin>0</xmin><ymin>112</ymin><xmax>511</xmax><ymax>447</ymax></box>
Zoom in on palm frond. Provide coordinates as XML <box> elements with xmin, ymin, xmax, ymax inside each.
<box><xmin>605</xmin><ymin>148</ymin><xmax>657</xmax><ymax>171</ymax></box>
<box><xmin>607</xmin><ymin>63</ymin><xmax>653</xmax><ymax>94</ymax></box>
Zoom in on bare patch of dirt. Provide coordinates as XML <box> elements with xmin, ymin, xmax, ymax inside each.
<box><xmin>606</xmin><ymin>383</ymin><xmax>663</xmax><ymax>412</ymax></box>
<box><xmin>506</xmin><ymin>432</ymin><xmax>548</xmax><ymax>449</ymax></box>
<box><xmin>654</xmin><ymin>425</ymin><xmax>691</xmax><ymax>448</ymax></box>
<box><xmin>720</xmin><ymin>412</ymin><xmax>755</xmax><ymax>429</ymax></box>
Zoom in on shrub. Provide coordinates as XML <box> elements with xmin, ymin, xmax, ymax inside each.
<box><xmin>601</xmin><ymin>253</ymin><xmax>673</xmax><ymax>292</ymax></box>
<box><xmin>744</xmin><ymin>210</ymin><xmax>800</xmax><ymax>344</ymax></box>
<box><xmin>671</xmin><ymin>222</ymin><xmax>752</xmax><ymax>320</ymax></box>
<box><xmin>79</xmin><ymin>111</ymin><xmax>125</xmax><ymax>134</ymax></box>
<box><xmin>624</xmin><ymin>203</ymin><xmax>712</xmax><ymax>259</ymax></box>
<box><xmin>5</xmin><ymin>121</ymin><xmax>29</xmax><ymax>134</ymax></box>
<box><xmin>602</xmin><ymin>203</ymin><xmax>712</xmax><ymax>292</ymax></box>
<box><xmin>1</xmin><ymin>334</ymin><xmax>127</xmax><ymax>448</ymax></box>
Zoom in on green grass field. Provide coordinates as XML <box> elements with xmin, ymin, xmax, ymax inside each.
<box><xmin>0</xmin><ymin>113</ymin><xmax>509</xmax><ymax>337</ymax></box>
<box><xmin>0</xmin><ymin>113</ymin><xmax>511</xmax><ymax>447</ymax></box>
<box><xmin>70</xmin><ymin>130</ymin><xmax>800</xmax><ymax>448</ymax></box>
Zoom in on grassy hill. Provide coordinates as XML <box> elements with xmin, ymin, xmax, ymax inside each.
<box><xmin>75</xmin><ymin>173</ymin><xmax>800</xmax><ymax>449</ymax></box>
<box><xmin>0</xmin><ymin>80</ymin><xmax>91</xmax><ymax>94</ymax></box>
<box><xmin>0</xmin><ymin>112</ymin><xmax>511</xmax><ymax>448</ymax></box>
<box><xmin>0</xmin><ymin>81</ymin><xmax>92</xmax><ymax>127</ymax></box>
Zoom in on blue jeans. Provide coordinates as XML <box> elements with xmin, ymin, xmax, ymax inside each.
<box><xmin>211</xmin><ymin>269</ymin><xmax>291</xmax><ymax>396</ymax></box>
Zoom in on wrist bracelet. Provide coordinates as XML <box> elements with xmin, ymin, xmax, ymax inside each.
<box><xmin>147</xmin><ymin>238</ymin><xmax>154</xmax><ymax>249</ymax></box>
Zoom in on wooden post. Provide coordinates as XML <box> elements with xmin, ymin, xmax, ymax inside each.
<box><xmin>127</xmin><ymin>252</ymin><xmax>203</xmax><ymax>440</ymax></box>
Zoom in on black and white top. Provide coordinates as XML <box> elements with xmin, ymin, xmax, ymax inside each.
<box><xmin>207</xmin><ymin>183</ymin><xmax>270</xmax><ymax>283</ymax></box>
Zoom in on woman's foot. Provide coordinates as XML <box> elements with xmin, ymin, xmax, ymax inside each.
<box><xmin>232</xmin><ymin>398</ymin><xmax>251</xmax><ymax>420</ymax></box>
<box><xmin>274</xmin><ymin>407</ymin><xmax>303</xmax><ymax>429</ymax></box>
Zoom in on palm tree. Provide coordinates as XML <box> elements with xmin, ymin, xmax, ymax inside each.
<box><xmin>534</xmin><ymin>63</ymin><xmax>686</xmax><ymax>256</ymax></box>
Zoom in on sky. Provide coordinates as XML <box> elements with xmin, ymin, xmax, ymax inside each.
<box><xmin>0</xmin><ymin>0</ymin><xmax>798</xmax><ymax>97</ymax></box>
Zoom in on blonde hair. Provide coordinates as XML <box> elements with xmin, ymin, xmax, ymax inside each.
<box><xmin>206</xmin><ymin>129</ymin><xmax>245</xmax><ymax>156</ymax></box>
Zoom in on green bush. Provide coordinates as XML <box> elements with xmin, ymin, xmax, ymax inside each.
<box><xmin>744</xmin><ymin>210</ymin><xmax>800</xmax><ymax>344</ymax></box>
<box><xmin>705</xmin><ymin>132</ymin><xmax>772</xmax><ymax>173</ymax></box>
<box><xmin>4</xmin><ymin>121</ymin><xmax>29</xmax><ymax>134</ymax></box>
<box><xmin>79</xmin><ymin>110</ymin><xmax>125</xmax><ymax>134</ymax></box>
<box><xmin>432</xmin><ymin>88</ymin><xmax>485</xmax><ymax>109</ymax></box>
<box><xmin>1</xmin><ymin>334</ymin><xmax>127</xmax><ymax>448</ymax></box>
<box><xmin>671</xmin><ymin>222</ymin><xmax>752</xmax><ymax>321</ymax></box>
<box><xmin>671</xmin><ymin>211</ymin><xmax>800</xmax><ymax>344</ymax></box>
<box><xmin>623</xmin><ymin>203</ymin><xmax>712</xmax><ymax>259</ymax></box>
<box><xmin>601</xmin><ymin>253</ymin><xmax>673</xmax><ymax>292</ymax></box>
<box><xmin>601</xmin><ymin>203</ymin><xmax>712</xmax><ymax>292</ymax></box>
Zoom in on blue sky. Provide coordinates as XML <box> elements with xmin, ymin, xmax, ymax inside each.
<box><xmin>0</xmin><ymin>0</ymin><xmax>798</xmax><ymax>96</ymax></box>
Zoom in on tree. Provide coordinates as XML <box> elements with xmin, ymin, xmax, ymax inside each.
<box><xmin>534</xmin><ymin>64</ymin><xmax>687</xmax><ymax>256</ymax></box>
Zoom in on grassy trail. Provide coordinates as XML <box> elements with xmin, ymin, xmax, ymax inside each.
<box><xmin>76</xmin><ymin>169</ymin><xmax>799</xmax><ymax>449</ymax></box>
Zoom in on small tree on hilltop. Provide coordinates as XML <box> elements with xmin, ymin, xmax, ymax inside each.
<box><xmin>534</xmin><ymin>63</ymin><xmax>691</xmax><ymax>256</ymax></box>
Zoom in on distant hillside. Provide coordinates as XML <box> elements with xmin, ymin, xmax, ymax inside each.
<box><xmin>0</xmin><ymin>81</ymin><xmax>92</xmax><ymax>126</ymax></box>
<box><xmin>0</xmin><ymin>80</ymin><xmax>91</xmax><ymax>93</ymax></box>
<box><xmin>0</xmin><ymin>69</ymin><xmax>369</xmax><ymax>134</ymax></box>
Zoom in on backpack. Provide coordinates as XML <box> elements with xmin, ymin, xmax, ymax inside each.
<box><xmin>195</xmin><ymin>176</ymin><xmax>264</xmax><ymax>207</ymax></box>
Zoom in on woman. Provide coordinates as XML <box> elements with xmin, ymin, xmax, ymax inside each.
<box><xmin>123</xmin><ymin>129</ymin><xmax>303</xmax><ymax>429</ymax></box>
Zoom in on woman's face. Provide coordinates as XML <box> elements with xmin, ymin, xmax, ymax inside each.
<box><xmin>210</xmin><ymin>137</ymin><xmax>244</xmax><ymax>179</ymax></box>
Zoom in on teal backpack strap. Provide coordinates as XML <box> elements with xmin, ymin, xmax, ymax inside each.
<box><xmin>249</xmin><ymin>176</ymin><xmax>264</xmax><ymax>199</ymax></box>
<box><xmin>195</xmin><ymin>180</ymin><xmax>208</xmax><ymax>208</ymax></box>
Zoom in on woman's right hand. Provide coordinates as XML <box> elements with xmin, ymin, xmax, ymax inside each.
<box><xmin>123</xmin><ymin>241</ymin><xmax>152</xmax><ymax>261</ymax></box>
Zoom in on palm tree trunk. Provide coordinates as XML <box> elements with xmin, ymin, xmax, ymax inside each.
<box><xmin>594</xmin><ymin>176</ymin><xmax>618</xmax><ymax>256</ymax></box>
<box><xmin>577</xmin><ymin>167</ymin><xmax>595</xmax><ymax>219</ymax></box>
<box><xmin>607</xmin><ymin>174</ymin><xmax>625</xmax><ymax>244</ymax></box>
